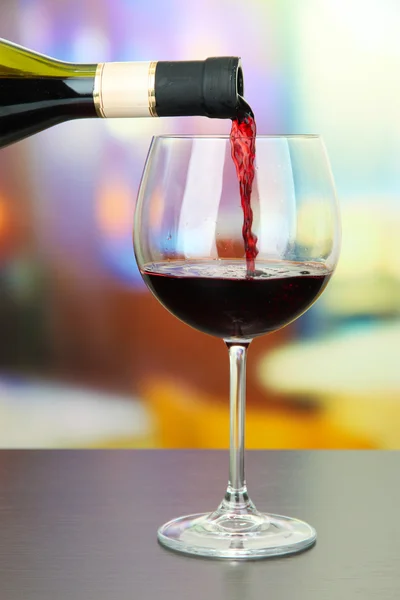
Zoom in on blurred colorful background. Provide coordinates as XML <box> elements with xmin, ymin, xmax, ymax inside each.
<box><xmin>0</xmin><ymin>0</ymin><xmax>399</xmax><ymax>448</ymax></box>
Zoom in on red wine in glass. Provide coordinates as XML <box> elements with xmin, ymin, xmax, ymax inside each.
<box><xmin>134</xmin><ymin>132</ymin><xmax>340</xmax><ymax>559</ymax></box>
<box><xmin>230</xmin><ymin>97</ymin><xmax>258</xmax><ymax>278</ymax></box>
<box><xmin>141</xmin><ymin>260</ymin><xmax>332</xmax><ymax>340</ymax></box>
<box><xmin>142</xmin><ymin>100</ymin><xmax>333</xmax><ymax>341</ymax></box>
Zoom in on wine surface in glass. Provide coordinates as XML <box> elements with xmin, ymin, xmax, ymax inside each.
<box><xmin>141</xmin><ymin>260</ymin><xmax>332</xmax><ymax>339</ymax></box>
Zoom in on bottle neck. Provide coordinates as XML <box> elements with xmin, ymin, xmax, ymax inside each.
<box><xmin>93</xmin><ymin>57</ymin><xmax>243</xmax><ymax>120</ymax></box>
<box><xmin>0</xmin><ymin>40</ymin><xmax>243</xmax><ymax>148</ymax></box>
<box><xmin>1</xmin><ymin>38</ymin><xmax>243</xmax><ymax>121</ymax></box>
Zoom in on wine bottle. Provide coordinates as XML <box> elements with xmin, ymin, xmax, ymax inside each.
<box><xmin>0</xmin><ymin>38</ymin><xmax>244</xmax><ymax>149</ymax></box>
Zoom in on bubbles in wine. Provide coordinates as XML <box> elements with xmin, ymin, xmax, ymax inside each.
<box><xmin>143</xmin><ymin>260</ymin><xmax>331</xmax><ymax>280</ymax></box>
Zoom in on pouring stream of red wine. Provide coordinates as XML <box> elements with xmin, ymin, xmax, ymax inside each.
<box><xmin>230</xmin><ymin>97</ymin><xmax>258</xmax><ymax>277</ymax></box>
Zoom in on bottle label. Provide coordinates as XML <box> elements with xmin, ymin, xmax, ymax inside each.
<box><xmin>94</xmin><ymin>61</ymin><xmax>157</xmax><ymax>118</ymax></box>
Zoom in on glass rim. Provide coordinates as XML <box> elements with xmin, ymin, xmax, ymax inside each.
<box><xmin>153</xmin><ymin>134</ymin><xmax>322</xmax><ymax>140</ymax></box>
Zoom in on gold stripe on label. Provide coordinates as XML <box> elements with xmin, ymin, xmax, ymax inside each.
<box><xmin>93</xmin><ymin>63</ymin><xmax>106</xmax><ymax>118</ymax></box>
<box><xmin>148</xmin><ymin>61</ymin><xmax>157</xmax><ymax>117</ymax></box>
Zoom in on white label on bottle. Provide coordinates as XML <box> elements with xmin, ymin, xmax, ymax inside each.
<box><xmin>97</xmin><ymin>61</ymin><xmax>154</xmax><ymax>118</ymax></box>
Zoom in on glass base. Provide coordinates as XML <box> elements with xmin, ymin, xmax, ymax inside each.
<box><xmin>158</xmin><ymin>510</ymin><xmax>316</xmax><ymax>560</ymax></box>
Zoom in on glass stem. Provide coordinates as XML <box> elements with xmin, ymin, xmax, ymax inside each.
<box><xmin>222</xmin><ymin>342</ymin><xmax>254</xmax><ymax>512</ymax></box>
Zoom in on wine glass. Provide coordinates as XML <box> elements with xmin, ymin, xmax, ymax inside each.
<box><xmin>133</xmin><ymin>134</ymin><xmax>340</xmax><ymax>559</ymax></box>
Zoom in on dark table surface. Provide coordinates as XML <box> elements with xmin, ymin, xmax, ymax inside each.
<box><xmin>0</xmin><ymin>450</ymin><xmax>399</xmax><ymax>599</ymax></box>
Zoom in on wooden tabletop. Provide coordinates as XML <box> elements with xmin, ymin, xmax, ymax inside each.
<box><xmin>0</xmin><ymin>450</ymin><xmax>398</xmax><ymax>599</ymax></box>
